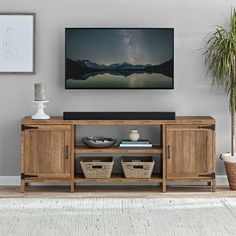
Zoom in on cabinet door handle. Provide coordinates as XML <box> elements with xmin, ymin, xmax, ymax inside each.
<box><xmin>65</xmin><ymin>145</ymin><xmax>69</xmax><ymax>159</ymax></box>
<box><xmin>167</xmin><ymin>145</ymin><xmax>171</xmax><ymax>159</ymax></box>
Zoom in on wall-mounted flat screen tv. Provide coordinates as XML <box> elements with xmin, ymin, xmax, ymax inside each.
<box><xmin>65</xmin><ymin>28</ymin><xmax>174</xmax><ymax>89</ymax></box>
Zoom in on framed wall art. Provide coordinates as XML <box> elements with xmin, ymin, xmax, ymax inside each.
<box><xmin>0</xmin><ymin>13</ymin><xmax>35</xmax><ymax>73</ymax></box>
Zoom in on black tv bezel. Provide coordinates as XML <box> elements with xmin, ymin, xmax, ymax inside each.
<box><xmin>65</xmin><ymin>27</ymin><xmax>174</xmax><ymax>90</ymax></box>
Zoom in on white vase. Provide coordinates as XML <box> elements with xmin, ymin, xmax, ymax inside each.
<box><xmin>129</xmin><ymin>129</ymin><xmax>140</xmax><ymax>141</ymax></box>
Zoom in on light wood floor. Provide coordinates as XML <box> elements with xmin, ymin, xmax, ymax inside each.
<box><xmin>0</xmin><ymin>185</ymin><xmax>235</xmax><ymax>198</ymax></box>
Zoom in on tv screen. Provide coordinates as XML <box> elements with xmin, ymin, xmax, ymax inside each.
<box><xmin>65</xmin><ymin>28</ymin><xmax>174</xmax><ymax>89</ymax></box>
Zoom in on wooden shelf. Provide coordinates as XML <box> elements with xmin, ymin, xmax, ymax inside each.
<box><xmin>74</xmin><ymin>173</ymin><xmax>163</xmax><ymax>183</ymax></box>
<box><xmin>24</xmin><ymin>178</ymin><xmax>70</xmax><ymax>183</ymax></box>
<box><xmin>74</xmin><ymin>145</ymin><xmax>162</xmax><ymax>154</ymax></box>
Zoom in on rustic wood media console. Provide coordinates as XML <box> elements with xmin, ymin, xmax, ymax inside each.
<box><xmin>20</xmin><ymin>116</ymin><xmax>216</xmax><ymax>192</ymax></box>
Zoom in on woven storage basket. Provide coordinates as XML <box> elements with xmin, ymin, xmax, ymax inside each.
<box><xmin>80</xmin><ymin>156</ymin><xmax>113</xmax><ymax>179</ymax></box>
<box><xmin>224</xmin><ymin>161</ymin><xmax>236</xmax><ymax>190</ymax></box>
<box><xmin>121</xmin><ymin>156</ymin><xmax>154</xmax><ymax>179</ymax></box>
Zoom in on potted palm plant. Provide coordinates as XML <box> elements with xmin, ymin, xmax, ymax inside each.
<box><xmin>204</xmin><ymin>9</ymin><xmax>236</xmax><ymax>190</ymax></box>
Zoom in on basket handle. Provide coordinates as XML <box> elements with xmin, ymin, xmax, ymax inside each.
<box><xmin>133</xmin><ymin>165</ymin><xmax>144</xmax><ymax>169</ymax></box>
<box><xmin>91</xmin><ymin>165</ymin><xmax>103</xmax><ymax>169</ymax></box>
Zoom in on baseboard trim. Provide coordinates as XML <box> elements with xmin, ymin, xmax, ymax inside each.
<box><xmin>0</xmin><ymin>175</ymin><xmax>229</xmax><ymax>186</ymax></box>
<box><xmin>0</xmin><ymin>176</ymin><xmax>20</xmax><ymax>186</ymax></box>
<box><xmin>216</xmin><ymin>175</ymin><xmax>228</xmax><ymax>186</ymax></box>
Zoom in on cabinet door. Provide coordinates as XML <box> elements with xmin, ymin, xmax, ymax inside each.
<box><xmin>166</xmin><ymin>125</ymin><xmax>214</xmax><ymax>179</ymax></box>
<box><xmin>22</xmin><ymin>125</ymin><xmax>71</xmax><ymax>178</ymax></box>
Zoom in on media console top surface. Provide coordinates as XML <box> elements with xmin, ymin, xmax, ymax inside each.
<box><xmin>21</xmin><ymin>116</ymin><xmax>215</xmax><ymax>125</ymax></box>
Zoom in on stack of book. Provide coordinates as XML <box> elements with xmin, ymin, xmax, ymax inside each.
<box><xmin>118</xmin><ymin>139</ymin><xmax>152</xmax><ymax>148</ymax></box>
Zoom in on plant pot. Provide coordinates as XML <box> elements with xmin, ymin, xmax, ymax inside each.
<box><xmin>221</xmin><ymin>153</ymin><xmax>236</xmax><ymax>190</ymax></box>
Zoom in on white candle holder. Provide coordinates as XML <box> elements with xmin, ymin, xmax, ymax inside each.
<box><xmin>31</xmin><ymin>100</ymin><xmax>50</xmax><ymax>120</ymax></box>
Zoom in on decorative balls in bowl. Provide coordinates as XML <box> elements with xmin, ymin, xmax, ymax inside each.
<box><xmin>82</xmin><ymin>136</ymin><xmax>117</xmax><ymax>148</ymax></box>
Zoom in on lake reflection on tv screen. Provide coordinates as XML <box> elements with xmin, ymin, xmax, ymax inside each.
<box><xmin>65</xmin><ymin>28</ymin><xmax>174</xmax><ymax>89</ymax></box>
<box><xmin>66</xmin><ymin>72</ymin><xmax>172</xmax><ymax>89</ymax></box>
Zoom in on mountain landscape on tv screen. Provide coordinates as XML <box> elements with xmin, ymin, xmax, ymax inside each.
<box><xmin>66</xmin><ymin>58</ymin><xmax>173</xmax><ymax>81</ymax></box>
<box><xmin>65</xmin><ymin>28</ymin><xmax>174</xmax><ymax>88</ymax></box>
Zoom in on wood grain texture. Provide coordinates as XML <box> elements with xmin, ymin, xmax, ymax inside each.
<box><xmin>20</xmin><ymin>117</ymin><xmax>216</xmax><ymax>193</ymax></box>
<box><xmin>75</xmin><ymin>173</ymin><xmax>163</xmax><ymax>183</ymax></box>
<box><xmin>0</xmin><ymin>186</ymin><xmax>231</xmax><ymax>198</ymax></box>
<box><xmin>20</xmin><ymin>130</ymin><xmax>25</xmax><ymax>193</ymax></box>
<box><xmin>22</xmin><ymin>125</ymin><xmax>72</xmax><ymax>178</ymax></box>
<box><xmin>75</xmin><ymin>145</ymin><xmax>162</xmax><ymax>154</ymax></box>
<box><xmin>21</xmin><ymin>116</ymin><xmax>215</xmax><ymax>125</ymax></box>
<box><xmin>162</xmin><ymin>125</ymin><xmax>167</xmax><ymax>192</ymax></box>
<box><xmin>212</xmin><ymin>128</ymin><xmax>216</xmax><ymax>191</ymax></box>
<box><xmin>166</xmin><ymin>125</ymin><xmax>214</xmax><ymax>179</ymax></box>
<box><xmin>24</xmin><ymin>178</ymin><xmax>70</xmax><ymax>183</ymax></box>
<box><xmin>24</xmin><ymin>131</ymin><xmax>65</xmax><ymax>175</ymax></box>
<box><xmin>70</xmin><ymin>125</ymin><xmax>75</xmax><ymax>193</ymax></box>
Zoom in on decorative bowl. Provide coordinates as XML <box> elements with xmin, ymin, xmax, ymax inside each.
<box><xmin>82</xmin><ymin>136</ymin><xmax>117</xmax><ymax>148</ymax></box>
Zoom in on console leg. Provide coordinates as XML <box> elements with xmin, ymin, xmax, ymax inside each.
<box><xmin>212</xmin><ymin>180</ymin><xmax>216</xmax><ymax>192</ymax></box>
<box><xmin>162</xmin><ymin>181</ymin><xmax>166</xmax><ymax>193</ymax></box>
<box><xmin>70</xmin><ymin>182</ymin><xmax>75</xmax><ymax>193</ymax></box>
<box><xmin>20</xmin><ymin>180</ymin><xmax>25</xmax><ymax>193</ymax></box>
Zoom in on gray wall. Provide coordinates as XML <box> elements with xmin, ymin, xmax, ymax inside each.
<box><xmin>0</xmin><ymin>0</ymin><xmax>235</xmax><ymax>176</ymax></box>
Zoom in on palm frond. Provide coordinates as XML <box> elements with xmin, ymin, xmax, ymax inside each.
<box><xmin>203</xmin><ymin>8</ymin><xmax>236</xmax><ymax>112</ymax></box>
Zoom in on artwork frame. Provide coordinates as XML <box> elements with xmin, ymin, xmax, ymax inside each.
<box><xmin>0</xmin><ymin>13</ymin><xmax>35</xmax><ymax>74</ymax></box>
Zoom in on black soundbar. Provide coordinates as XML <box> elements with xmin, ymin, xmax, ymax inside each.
<box><xmin>63</xmin><ymin>112</ymin><xmax>175</xmax><ymax>120</ymax></box>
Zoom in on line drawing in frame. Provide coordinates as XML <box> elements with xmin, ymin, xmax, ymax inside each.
<box><xmin>0</xmin><ymin>13</ymin><xmax>35</xmax><ymax>74</ymax></box>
